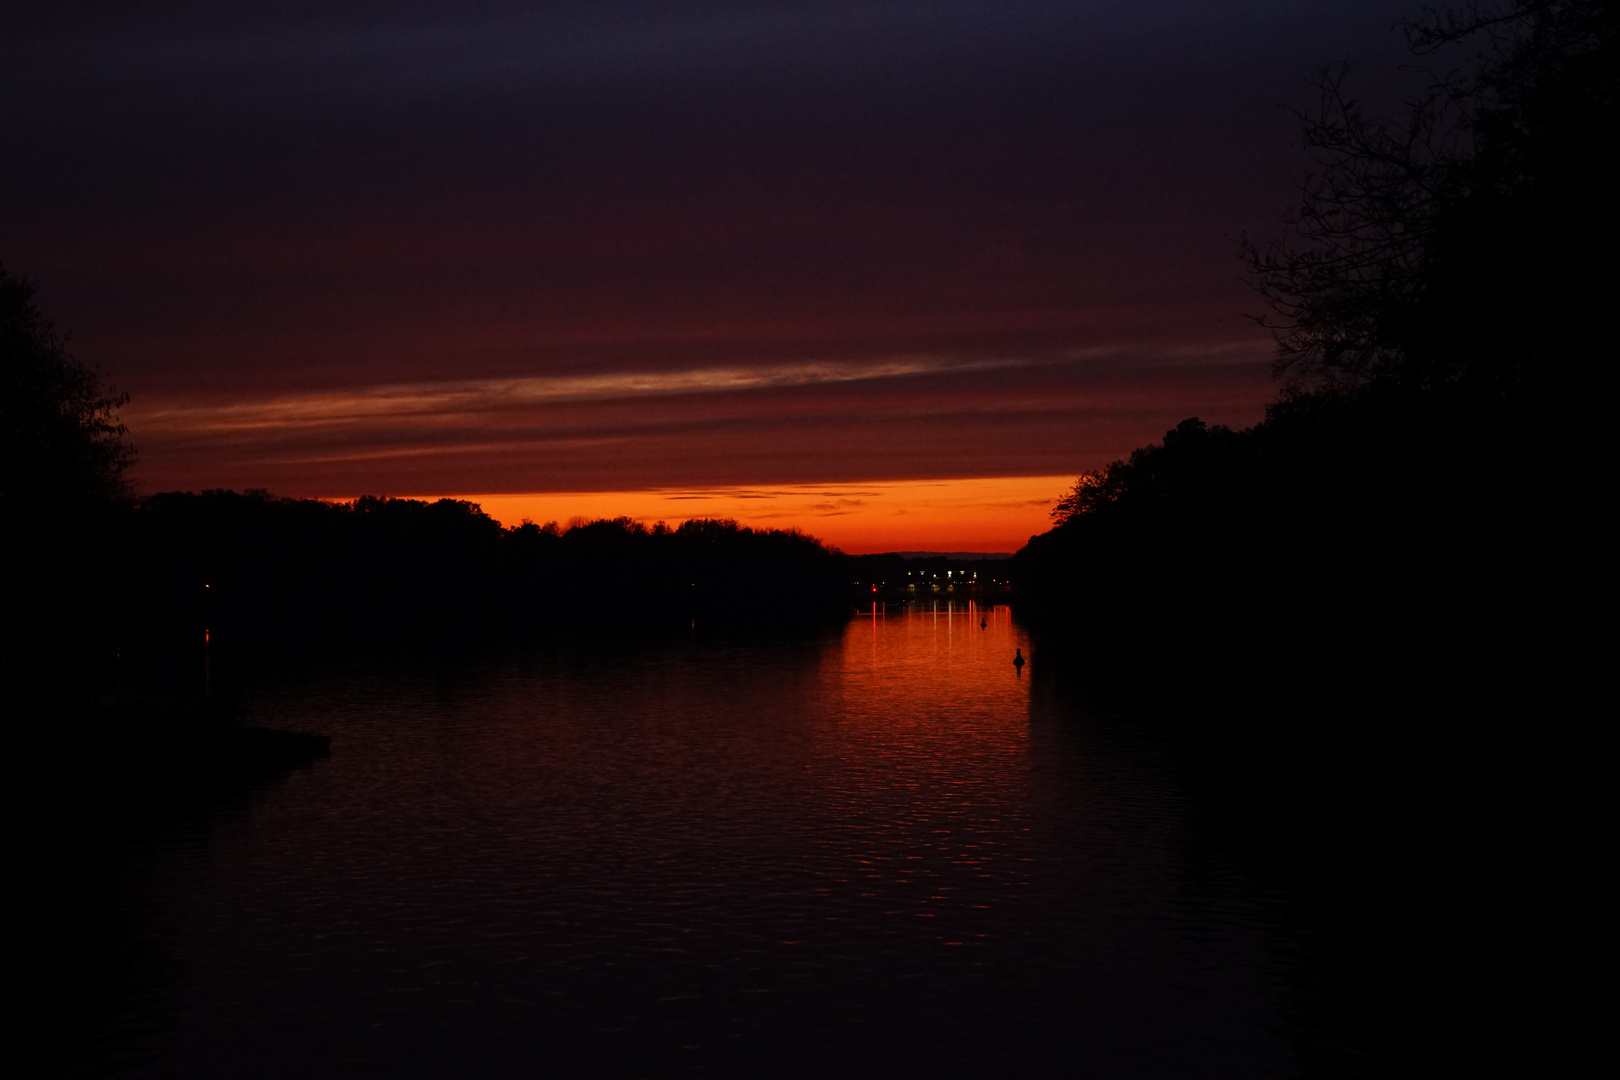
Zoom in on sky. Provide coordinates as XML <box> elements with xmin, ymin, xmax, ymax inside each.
<box><xmin>2</xmin><ymin>1</ymin><xmax>1415</xmax><ymax>551</ymax></box>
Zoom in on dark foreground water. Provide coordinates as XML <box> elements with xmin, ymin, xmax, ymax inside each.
<box><xmin>35</xmin><ymin>604</ymin><xmax>1308</xmax><ymax>1078</ymax></box>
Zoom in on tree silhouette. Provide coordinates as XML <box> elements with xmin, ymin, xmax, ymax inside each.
<box><xmin>1018</xmin><ymin>11</ymin><xmax>1617</xmax><ymax>1069</ymax></box>
<box><xmin>1244</xmin><ymin>0</ymin><xmax>1618</xmax><ymax>405</ymax></box>
<box><xmin>3</xmin><ymin>264</ymin><xmax>136</xmax><ymax>697</ymax></box>
<box><xmin>1</xmin><ymin>264</ymin><xmax>133</xmax><ymax>513</ymax></box>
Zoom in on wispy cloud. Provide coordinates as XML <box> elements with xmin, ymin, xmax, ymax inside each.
<box><xmin>128</xmin><ymin>357</ymin><xmax>1028</xmax><ymax>437</ymax></box>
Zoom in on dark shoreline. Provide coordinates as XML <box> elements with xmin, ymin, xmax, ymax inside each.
<box><xmin>20</xmin><ymin>698</ymin><xmax>331</xmax><ymax>814</ymax></box>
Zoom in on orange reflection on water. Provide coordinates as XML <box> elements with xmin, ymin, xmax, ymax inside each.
<box><xmin>832</xmin><ymin>599</ymin><xmax>1030</xmax><ymax>747</ymax></box>
<box><xmin>809</xmin><ymin>601</ymin><xmax>1035</xmax><ymax>916</ymax></box>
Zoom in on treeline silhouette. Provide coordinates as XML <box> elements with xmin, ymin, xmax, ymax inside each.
<box><xmin>1016</xmin><ymin>4</ymin><xmax>1613</xmax><ymax>1074</ymax></box>
<box><xmin>125</xmin><ymin>490</ymin><xmax>850</xmax><ymax>650</ymax></box>
<box><xmin>8</xmin><ymin>486</ymin><xmax>851</xmax><ymax>705</ymax></box>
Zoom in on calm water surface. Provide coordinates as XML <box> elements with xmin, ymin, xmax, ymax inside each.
<box><xmin>66</xmin><ymin>604</ymin><xmax>1301</xmax><ymax>1077</ymax></box>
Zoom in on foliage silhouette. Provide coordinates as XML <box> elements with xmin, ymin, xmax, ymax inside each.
<box><xmin>1</xmin><ymin>263</ymin><xmax>133</xmax><ymax>511</ymax></box>
<box><xmin>1031</xmin><ymin>0</ymin><xmax>1614</xmax><ymax>656</ymax></box>
<box><xmin>1244</xmin><ymin>0</ymin><xmax>1617</xmax><ymax>407</ymax></box>
<box><xmin>2</xmin><ymin>263</ymin><xmax>137</xmax><ymax>697</ymax></box>
<box><xmin>124</xmin><ymin>490</ymin><xmax>852</xmax><ymax>655</ymax></box>
<box><xmin>1019</xmin><ymin>4</ymin><xmax>1615</xmax><ymax>1074</ymax></box>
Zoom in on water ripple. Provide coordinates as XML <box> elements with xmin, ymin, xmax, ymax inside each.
<box><xmin>87</xmin><ymin>603</ymin><xmax>1297</xmax><ymax>1078</ymax></box>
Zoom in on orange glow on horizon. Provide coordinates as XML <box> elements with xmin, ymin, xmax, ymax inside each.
<box><xmin>399</xmin><ymin>476</ymin><xmax>1071</xmax><ymax>554</ymax></box>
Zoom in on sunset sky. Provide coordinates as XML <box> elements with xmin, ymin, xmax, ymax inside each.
<box><xmin>3</xmin><ymin>1</ymin><xmax>1412</xmax><ymax>551</ymax></box>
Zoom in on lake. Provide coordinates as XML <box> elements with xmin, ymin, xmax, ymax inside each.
<box><xmin>37</xmin><ymin>602</ymin><xmax>1307</xmax><ymax>1077</ymax></box>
